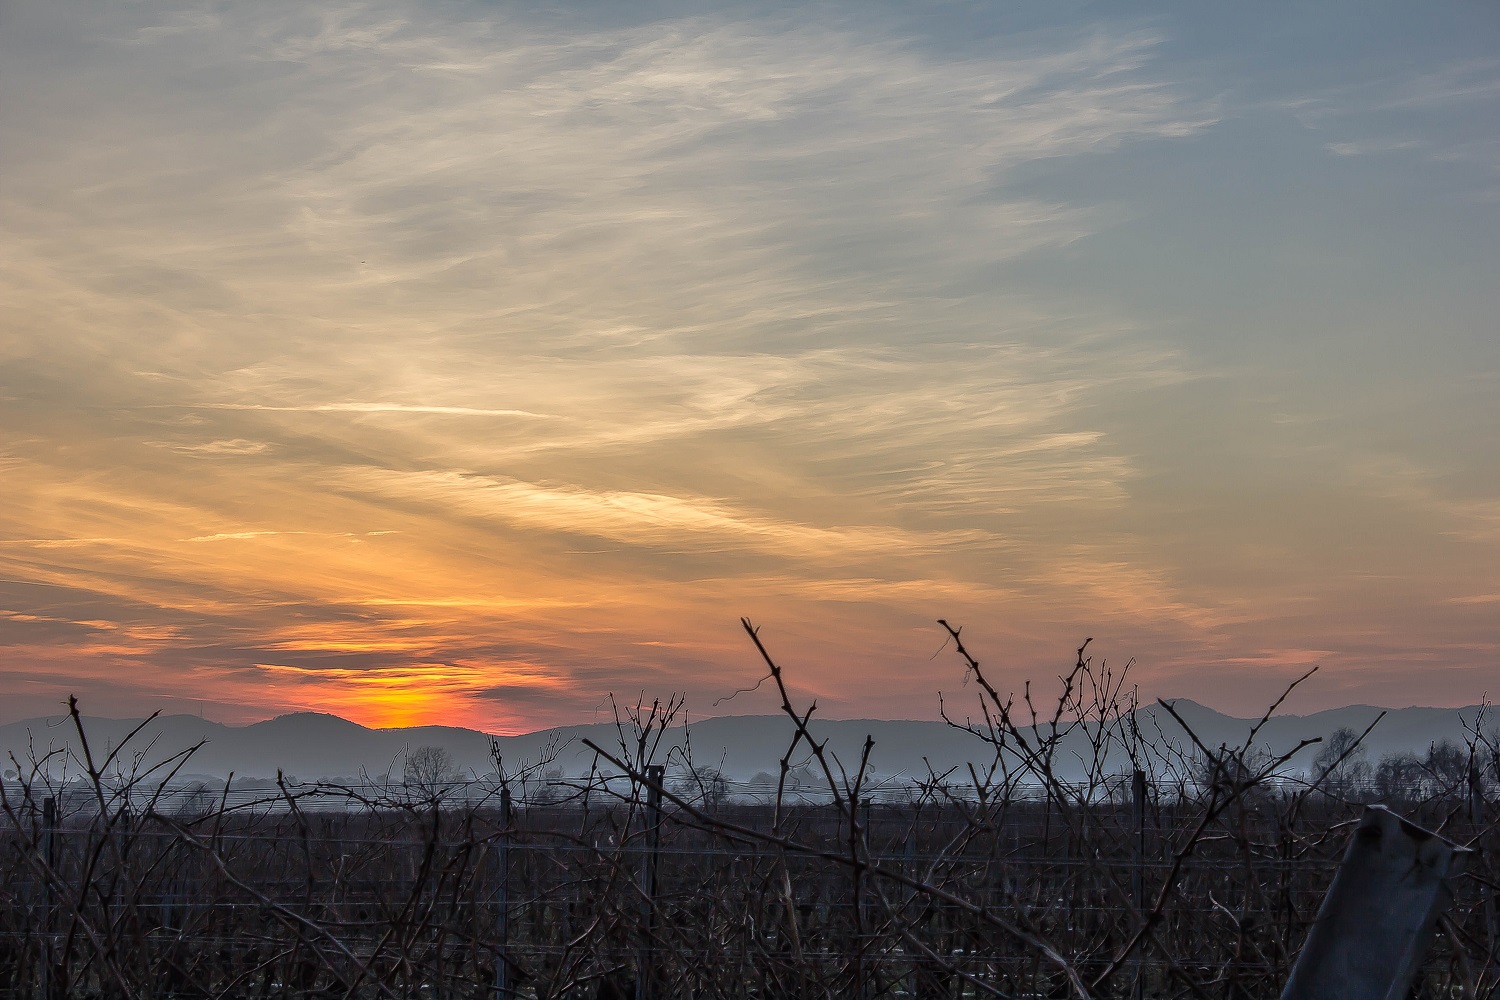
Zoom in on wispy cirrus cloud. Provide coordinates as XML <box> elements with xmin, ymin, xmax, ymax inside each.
<box><xmin>1293</xmin><ymin>58</ymin><xmax>1500</xmax><ymax>175</ymax></box>
<box><xmin>155</xmin><ymin>438</ymin><xmax>274</xmax><ymax>456</ymax></box>
<box><xmin>0</xmin><ymin>1</ymin><xmax>1264</xmax><ymax>726</ymax></box>
<box><xmin>334</xmin><ymin>467</ymin><xmax>995</xmax><ymax>559</ymax></box>
<box><xmin>176</xmin><ymin>404</ymin><xmax>556</xmax><ymax>418</ymax></box>
<box><xmin>1323</xmin><ymin>139</ymin><xmax>1423</xmax><ymax>157</ymax></box>
<box><xmin>1376</xmin><ymin>59</ymin><xmax>1500</xmax><ymax>110</ymax></box>
<box><xmin>8</xmin><ymin>1</ymin><xmax>1495</xmax><ymax>727</ymax></box>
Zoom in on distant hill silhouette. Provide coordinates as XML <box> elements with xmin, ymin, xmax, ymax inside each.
<box><xmin>1</xmin><ymin>700</ymin><xmax>1491</xmax><ymax>790</ymax></box>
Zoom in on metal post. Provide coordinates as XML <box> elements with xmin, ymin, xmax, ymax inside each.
<box><xmin>1281</xmin><ymin>805</ymin><xmax>1472</xmax><ymax>1000</ymax></box>
<box><xmin>494</xmin><ymin>785</ymin><xmax>512</xmax><ymax>1000</ymax></box>
<box><xmin>636</xmin><ymin>765</ymin><xmax>664</xmax><ymax>1000</ymax></box>
<box><xmin>1131</xmin><ymin>770</ymin><xmax>1147</xmax><ymax>1000</ymax></box>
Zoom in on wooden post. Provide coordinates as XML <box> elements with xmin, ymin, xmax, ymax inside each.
<box><xmin>41</xmin><ymin>796</ymin><xmax>57</xmax><ymax>1000</ymax></box>
<box><xmin>1469</xmin><ymin>760</ymin><xmax>1486</xmax><ymax>827</ymax></box>
<box><xmin>904</xmin><ymin>822</ymin><xmax>917</xmax><ymax>999</ymax></box>
<box><xmin>854</xmin><ymin>792</ymin><xmax>868</xmax><ymax>1000</ymax></box>
<box><xmin>1131</xmin><ymin>770</ymin><xmax>1147</xmax><ymax>1000</ymax></box>
<box><xmin>494</xmin><ymin>785</ymin><xmax>512</xmax><ymax>1000</ymax></box>
<box><xmin>635</xmin><ymin>765</ymin><xmax>664</xmax><ymax>1000</ymax></box>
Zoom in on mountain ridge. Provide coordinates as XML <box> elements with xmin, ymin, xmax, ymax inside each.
<box><xmin>1</xmin><ymin>700</ymin><xmax>1491</xmax><ymax>786</ymax></box>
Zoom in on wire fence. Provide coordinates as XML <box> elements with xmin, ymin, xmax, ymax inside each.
<box><xmin>2</xmin><ymin>622</ymin><xmax>1498</xmax><ymax>999</ymax></box>
<box><xmin>0</xmin><ymin>778</ymin><xmax>1495</xmax><ymax>999</ymax></box>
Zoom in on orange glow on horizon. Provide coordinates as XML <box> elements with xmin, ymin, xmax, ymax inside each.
<box><xmin>251</xmin><ymin>661</ymin><xmax>564</xmax><ymax>732</ymax></box>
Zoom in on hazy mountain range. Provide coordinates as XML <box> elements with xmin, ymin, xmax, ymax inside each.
<box><xmin>1</xmin><ymin>701</ymin><xmax>1492</xmax><ymax>790</ymax></box>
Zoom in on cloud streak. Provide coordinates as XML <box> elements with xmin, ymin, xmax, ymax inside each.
<box><xmin>2</xmin><ymin>1</ymin><xmax>1496</xmax><ymax>728</ymax></box>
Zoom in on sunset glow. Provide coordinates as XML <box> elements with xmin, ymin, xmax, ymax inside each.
<box><xmin>3</xmin><ymin>2</ymin><xmax>1498</xmax><ymax>731</ymax></box>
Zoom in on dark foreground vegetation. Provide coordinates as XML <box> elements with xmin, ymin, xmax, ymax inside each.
<box><xmin>2</xmin><ymin>622</ymin><xmax>1497</xmax><ymax>999</ymax></box>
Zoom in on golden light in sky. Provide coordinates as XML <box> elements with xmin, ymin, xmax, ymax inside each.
<box><xmin>3</xmin><ymin>2</ymin><xmax>1498</xmax><ymax>730</ymax></box>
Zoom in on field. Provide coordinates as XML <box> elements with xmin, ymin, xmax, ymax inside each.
<box><xmin>1</xmin><ymin>630</ymin><xmax>1496</xmax><ymax>999</ymax></box>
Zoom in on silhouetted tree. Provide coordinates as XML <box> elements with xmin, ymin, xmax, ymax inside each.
<box><xmin>1312</xmin><ymin>726</ymin><xmax>1371</xmax><ymax>798</ymax></box>
<box><xmin>403</xmin><ymin>745</ymin><xmax>458</xmax><ymax>798</ymax></box>
<box><xmin>673</xmin><ymin>765</ymin><xmax>730</xmax><ymax>811</ymax></box>
<box><xmin>1373</xmin><ymin>751</ymin><xmax>1422</xmax><ymax>801</ymax></box>
<box><xmin>1424</xmin><ymin>739</ymin><xmax>1468</xmax><ymax>795</ymax></box>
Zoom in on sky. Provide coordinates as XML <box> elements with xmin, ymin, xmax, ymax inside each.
<box><xmin>3</xmin><ymin>1</ymin><xmax>1498</xmax><ymax>732</ymax></box>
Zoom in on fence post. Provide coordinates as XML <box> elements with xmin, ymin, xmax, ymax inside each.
<box><xmin>41</xmin><ymin>796</ymin><xmax>57</xmax><ymax>1000</ymax></box>
<box><xmin>903</xmin><ymin>822</ymin><xmax>916</xmax><ymax>1000</ymax></box>
<box><xmin>1281</xmin><ymin>805</ymin><xmax>1472</xmax><ymax>1000</ymax></box>
<box><xmin>161</xmin><ymin>863</ymin><xmax>174</xmax><ymax>936</ymax></box>
<box><xmin>1469</xmin><ymin>760</ymin><xmax>1486</xmax><ymax>827</ymax></box>
<box><xmin>636</xmin><ymin>765</ymin><xmax>664</xmax><ymax>1000</ymax></box>
<box><xmin>494</xmin><ymin>785</ymin><xmax>512</xmax><ymax>1000</ymax></box>
<box><xmin>853</xmin><ymin>792</ymin><xmax>868</xmax><ymax>1000</ymax></box>
<box><xmin>1131</xmin><ymin>770</ymin><xmax>1147</xmax><ymax>1000</ymax></box>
